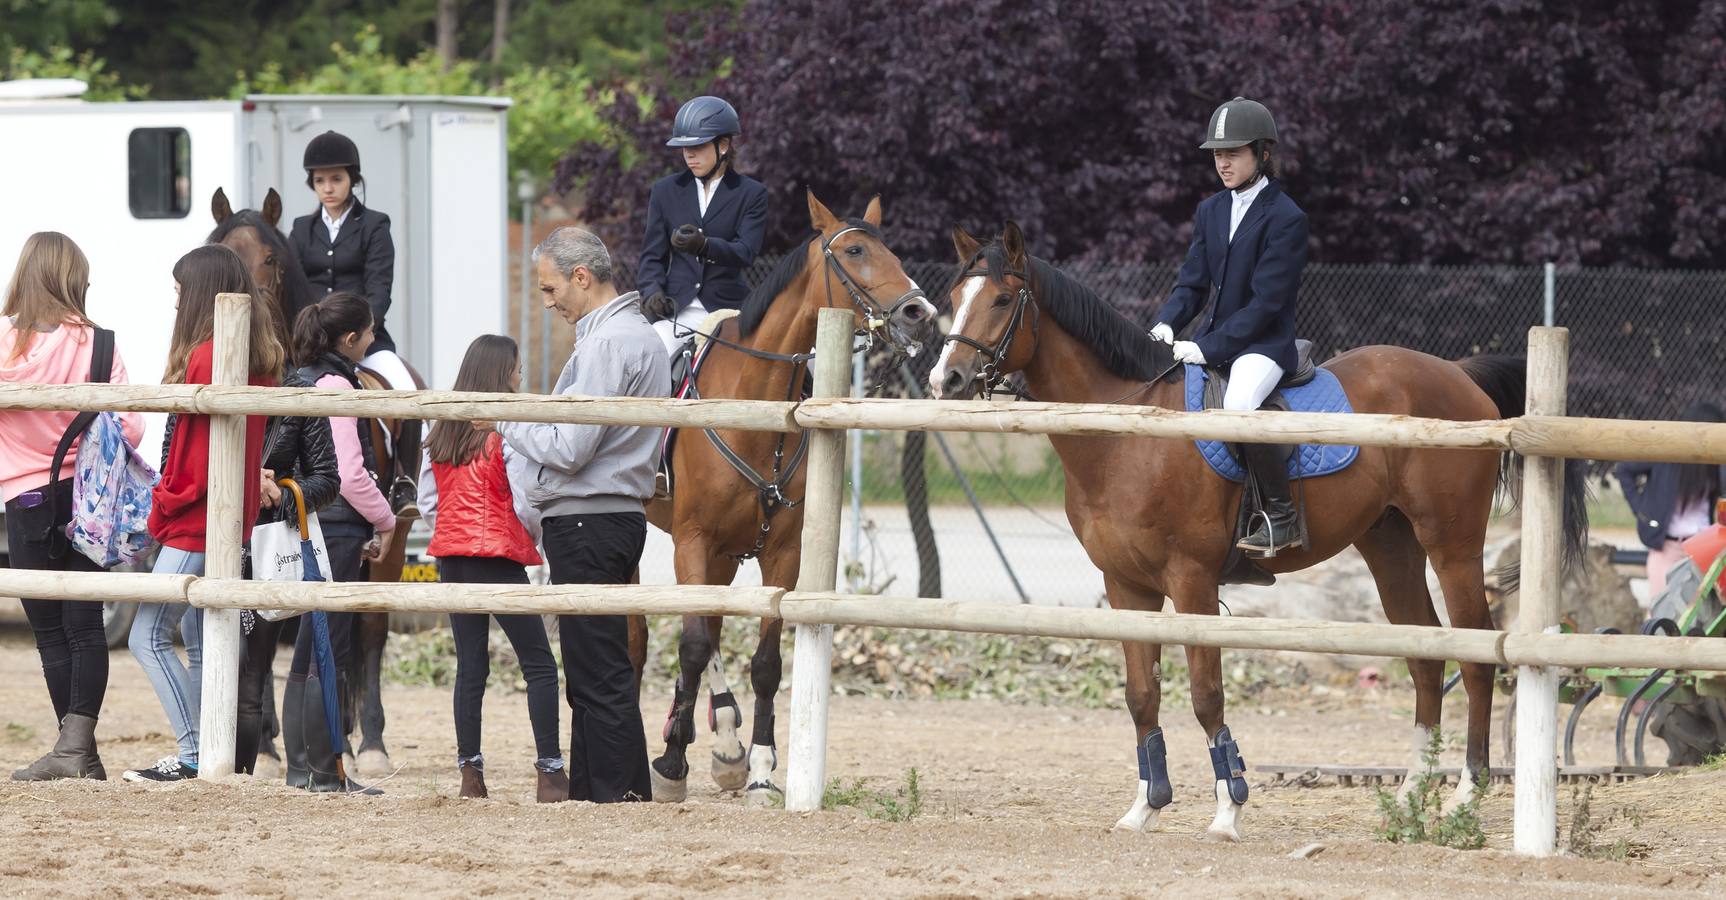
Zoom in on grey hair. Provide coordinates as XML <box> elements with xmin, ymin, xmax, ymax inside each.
<box><xmin>531</xmin><ymin>226</ymin><xmax>613</xmax><ymax>283</ymax></box>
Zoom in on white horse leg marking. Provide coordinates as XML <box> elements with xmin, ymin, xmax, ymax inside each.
<box><xmin>744</xmin><ymin>744</ymin><xmax>780</xmax><ymax>808</ymax></box>
<box><xmin>1207</xmin><ymin>779</ymin><xmax>1245</xmax><ymax>842</ymax></box>
<box><xmin>707</xmin><ymin>656</ymin><xmax>747</xmax><ymax>792</ymax></box>
<box><xmin>1114</xmin><ymin>778</ymin><xmax>1164</xmax><ymax>833</ymax></box>
<box><xmin>1399</xmin><ymin>724</ymin><xmax>1437</xmax><ymax>804</ymax></box>
<box><xmin>929</xmin><ymin>275</ymin><xmax>984</xmax><ymax>398</ymax></box>
<box><xmin>1444</xmin><ymin>762</ymin><xmax>1481</xmax><ymax>815</ymax></box>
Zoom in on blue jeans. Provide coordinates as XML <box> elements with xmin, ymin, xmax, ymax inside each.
<box><xmin>130</xmin><ymin>547</ymin><xmax>206</xmax><ymax>765</ymax></box>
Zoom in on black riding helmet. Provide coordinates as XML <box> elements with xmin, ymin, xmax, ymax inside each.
<box><xmin>667</xmin><ymin>96</ymin><xmax>740</xmax><ymax>180</ymax></box>
<box><xmin>303</xmin><ymin>130</ymin><xmax>363</xmax><ymax>190</ymax></box>
<box><xmin>1201</xmin><ymin>97</ymin><xmax>1278</xmax><ymax>191</ymax></box>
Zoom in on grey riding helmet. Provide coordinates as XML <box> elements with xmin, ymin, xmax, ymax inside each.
<box><xmin>1200</xmin><ymin>97</ymin><xmax>1278</xmax><ymax>149</ymax></box>
<box><xmin>666</xmin><ymin>96</ymin><xmax>741</xmax><ymax>147</ymax></box>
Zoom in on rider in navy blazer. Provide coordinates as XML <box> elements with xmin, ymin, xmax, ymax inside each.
<box><xmin>1152</xmin><ymin>97</ymin><xmax>1309</xmax><ymax>559</ymax></box>
<box><xmin>1152</xmin><ymin>179</ymin><xmax>1307</xmax><ymax>376</ymax></box>
<box><xmin>637</xmin><ymin>96</ymin><xmax>769</xmax><ymax>357</ymax></box>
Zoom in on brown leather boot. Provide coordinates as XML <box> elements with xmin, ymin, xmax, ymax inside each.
<box><xmin>460</xmin><ymin>765</ymin><xmax>488</xmax><ymax>799</ymax></box>
<box><xmin>10</xmin><ymin>714</ymin><xmax>104</xmax><ymax>781</ymax></box>
<box><xmin>536</xmin><ymin>767</ymin><xmax>570</xmax><ymax>804</ymax></box>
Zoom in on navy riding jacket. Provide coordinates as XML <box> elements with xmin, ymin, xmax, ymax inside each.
<box><xmin>1153</xmin><ymin>180</ymin><xmax>1309</xmax><ymax>373</ymax></box>
<box><xmin>290</xmin><ymin>201</ymin><xmax>398</xmax><ymax>354</ymax></box>
<box><xmin>635</xmin><ymin>169</ymin><xmax>769</xmax><ymax>314</ymax></box>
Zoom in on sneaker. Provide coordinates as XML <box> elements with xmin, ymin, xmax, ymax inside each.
<box><xmin>389</xmin><ymin>476</ymin><xmax>421</xmax><ymax>520</ymax></box>
<box><xmin>123</xmin><ymin>756</ymin><xmax>198</xmax><ymax>783</ymax></box>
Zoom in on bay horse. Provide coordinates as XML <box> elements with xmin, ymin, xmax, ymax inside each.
<box><xmin>645</xmin><ymin>190</ymin><xmax>937</xmax><ymax>805</ymax></box>
<box><xmin>209</xmin><ymin>188</ymin><xmax>416</xmax><ymax>779</ymax></box>
<box><xmin>930</xmin><ymin>222</ymin><xmax>1586</xmax><ymax>841</ymax></box>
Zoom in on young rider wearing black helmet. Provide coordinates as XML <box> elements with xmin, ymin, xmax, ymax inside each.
<box><xmin>288</xmin><ymin>130</ymin><xmax>422</xmax><ymax>517</ymax></box>
<box><xmin>636</xmin><ymin>96</ymin><xmax>770</xmax><ymax>356</ymax></box>
<box><xmin>1151</xmin><ymin>97</ymin><xmax>1310</xmax><ymax>557</ymax></box>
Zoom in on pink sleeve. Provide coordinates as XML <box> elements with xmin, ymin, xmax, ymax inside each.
<box><xmin>107</xmin><ymin>345</ymin><xmax>146</xmax><ymax>448</ymax></box>
<box><xmin>318</xmin><ymin>373</ymin><xmax>395</xmax><ymax>532</ymax></box>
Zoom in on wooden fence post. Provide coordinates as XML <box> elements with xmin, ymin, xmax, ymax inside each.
<box><xmin>195</xmin><ymin>292</ymin><xmax>251</xmax><ymax>780</ymax></box>
<box><xmin>784</xmin><ymin>308</ymin><xmax>854</xmax><ymax>812</ymax></box>
<box><xmin>1514</xmin><ymin>326</ymin><xmax>1568</xmax><ymax>856</ymax></box>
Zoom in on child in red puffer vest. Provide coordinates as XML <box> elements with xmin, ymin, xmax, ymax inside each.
<box><xmin>418</xmin><ymin>334</ymin><xmax>564</xmax><ymax>803</ymax></box>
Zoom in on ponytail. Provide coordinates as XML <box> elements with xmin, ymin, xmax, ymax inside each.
<box><xmin>292</xmin><ymin>292</ymin><xmax>372</xmax><ymax>368</ymax></box>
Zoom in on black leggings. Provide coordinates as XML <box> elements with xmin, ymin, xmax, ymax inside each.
<box><xmin>236</xmin><ymin>616</ymin><xmax>294</xmax><ymax>774</ymax></box>
<box><xmin>6</xmin><ymin>479</ymin><xmax>107</xmax><ymax>721</ymax></box>
<box><xmin>442</xmin><ymin>556</ymin><xmax>561</xmax><ymax>765</ymax></box>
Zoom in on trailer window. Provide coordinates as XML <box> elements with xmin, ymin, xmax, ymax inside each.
<box><xmin>128</xmin><ymin>128</ymin><xmax>191</xmax><ymax>219</ymax></box>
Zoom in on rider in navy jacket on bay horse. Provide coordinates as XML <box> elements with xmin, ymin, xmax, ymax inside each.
<box><xmin>1153</xmin><ymin>96</ymin><xmax>1310</xmax><ymax>557</ymax></box>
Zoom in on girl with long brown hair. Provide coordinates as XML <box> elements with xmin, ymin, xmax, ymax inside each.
<box><xmin>3</xmin><ymin>232</ymin><xmax>145</xmax><ymax>782</ymax></box>
<box><xmin>418</xmin><ymin>334</ymin><xmax>562</xmax><ymax>801</ymax></box>
<box><xmin>124</xmin><ymin>244</ymin><xmax>282</xmax><ymax>784</ymax></box>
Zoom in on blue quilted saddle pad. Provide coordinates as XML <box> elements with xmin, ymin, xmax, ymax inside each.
<box><xmin>1184</xmin><ymin>364</ymin><xmax>1360</xmax><ymax>483</ymax></box>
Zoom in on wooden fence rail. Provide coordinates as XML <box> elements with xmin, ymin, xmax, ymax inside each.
<box><xmin>1</xmin><ymin>301</ymin><xmax>1716</xmax><ymax>857</ymax></box>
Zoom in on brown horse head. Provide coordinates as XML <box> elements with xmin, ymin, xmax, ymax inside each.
<box><xmin>738</xmin><ymin>190</ymin><xmax>937</xmax><ymax>356</ymax></box>
<box><xmin>208</xmin><ymin>187</ymin><xmax>313</xmax><ymax>348</ymax></box>
<box><xmin>931</xmin><ymin>221</ymin><xmax>1040</xmax><ymax>399</ymax></box>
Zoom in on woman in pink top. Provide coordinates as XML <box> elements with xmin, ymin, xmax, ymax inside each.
<box><xmin>2</xmin><ymin>232</ymin><xmax>145</xmax><ymax>782</ymax></box>
<box><xmin>283</xmin><ymin>292</ymin><xmax>392</xmax><ymax>793</ymax></box>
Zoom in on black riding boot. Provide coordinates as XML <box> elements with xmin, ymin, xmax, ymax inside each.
<box><xmin>304</xmin><ymin>673</ymin><xmax>381</xmax><ymax>795</ymax></box>
<box><xmin>389</xmin><ymin>420</ymin><xmax>422</xmax><ymax>519</ymax></box>
<box><xmin>1236</xmin><ymin>442</ymin><xmax>1300</xmax><ymax>557</ymax></box>
<box><xmin>283</xmin><ymin>674</ymin><xmax>309</xmax><ymax>788</ymax></box>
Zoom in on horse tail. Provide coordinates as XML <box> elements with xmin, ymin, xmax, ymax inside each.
<box><xmin>1456</xmin><ymin>354</ymin><xmax>1591</xmax><ymax>593</ymax></box>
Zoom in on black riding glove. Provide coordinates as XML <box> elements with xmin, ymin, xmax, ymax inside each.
<box><xmin>670</xmin><ymin>224</ymin><xmax>709</xmax><ymax>257</ymax></box>
<box><xmin>641</xmin><ymin>292</ymin><xmax>677</xmax><ymax>323</ymax></box>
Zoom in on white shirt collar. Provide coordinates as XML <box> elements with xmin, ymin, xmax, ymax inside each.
<box><xmin>695</xmin><ymin>176</ymin><xmax>722</xmax><ymax>217</ymax></box>
<box><xmin>322</xmin><ymin>202</ymin><xmax>353</xmax><ymax>239</ymax></box>
<box><xmin>1232</xmin><ymin>176</ymin><xmax>1269</xmax><ymax>209</ymax></box>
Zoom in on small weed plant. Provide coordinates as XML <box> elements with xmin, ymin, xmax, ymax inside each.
<box><xmin>1566</xmin><ymin>783</ymin><xmax>1650</xmax><ymax>860</ymax></box>
<box><xmin>1374</xmin><ymin>728</ymin><xmax>1488</xmax><ymax>850</ymax></box>
<box><xmin>822</xmin><ymin>767</ymin><xmax>924</xmax><ymax>822</ymax></box>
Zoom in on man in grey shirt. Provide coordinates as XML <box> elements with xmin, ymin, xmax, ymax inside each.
<box><xmin>497</xmin><ymin>226</ymin><xmax>670</xmax><ymax>802</ymax></box>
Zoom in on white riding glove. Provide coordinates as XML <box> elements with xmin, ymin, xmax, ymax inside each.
<box><xmin>1149</xmin><ymin>323</ymin><xmax>1175</xmax><ymax>345</ymax></box>
<box><xmin>1172</xmin><ymin>341</ymin><xmax>1207</xmax><ymax>365</ymax></box>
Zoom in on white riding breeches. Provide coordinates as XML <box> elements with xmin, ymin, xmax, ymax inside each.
<box><xmin>654</xmin><ymin>298</ymin><xmax>711</xmax><ymax>356</ymax></box>
<box><xmin>1222</xmin><ymin>353</ymin><xmax>1285</xmax><ymax>412</ymax></box>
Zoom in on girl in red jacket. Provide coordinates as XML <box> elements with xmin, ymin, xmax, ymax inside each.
<box><xmin>419</xmin><ymin>334</ymin><xmax>562</xmax><ymax>802</ymax></box>
<box><xmin>125</xmin><ymin>245</ymin><xmax>283</xmax><ymax>783</ymax></box>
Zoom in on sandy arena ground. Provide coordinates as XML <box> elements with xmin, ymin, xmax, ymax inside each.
<box><xmin>2</xmin><ymin>629</ymin><xmax>1724</xmax><ymax>898</ymax></box>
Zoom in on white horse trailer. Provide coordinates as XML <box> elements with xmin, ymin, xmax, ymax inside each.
<box><xmin>0</xmin><ymin>88</ymin><xmax>509</xmax><ymax>591</ymax></box>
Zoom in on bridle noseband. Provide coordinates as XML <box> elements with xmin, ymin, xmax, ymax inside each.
<box><xmin>940</xmin><ymin>255</ymin><xmax>1040</xmax><ymax>399</ymax></box>
<box><xmin>820</xmin><ymin>225</ymin><xmax>929</xmax><ymax>356</ymax></box>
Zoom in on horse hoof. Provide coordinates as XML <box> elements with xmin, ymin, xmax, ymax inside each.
<box><xmin>1114</xmin><ymin>805</ymin><xmax>1162</xmax><ymax>833</ymax></box>
<box><xmin>745</xmin><ymin>780</ymin><xmax>782</xmax><ymax>808</ymax></box>
<box><xmin>651</xmin><ymin>768</ymin><xmax>688</xmax><ymax>803</ymax></box>
<box><xmin>1205</xmin><ymin>822</ymin><xmax>1243</xmax><ymax>843</ymax></box>
<box><xmin>253</xmin><ymin>755</ymin><xmax>282</xmax><ymax>782</ymax></box>
<box><xmin>355</xmin><ymin>749</ymin><xmax>393</xmax><ymax>779</ymax></box>
<box><xmin>711</xmin><ymin>743</ymin><xmax>747</xmax><ymax>792</ymax></box>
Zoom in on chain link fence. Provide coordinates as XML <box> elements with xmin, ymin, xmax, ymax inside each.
<box><xmin>617</xmin><ymin>253</ymin><xmax>1726</xmax><ymax>605</ymax></box>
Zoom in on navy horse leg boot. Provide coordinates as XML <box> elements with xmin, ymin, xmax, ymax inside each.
<box><xmin>1206</xmin><ymin>725</ymin><xmax>1249</xmax><ymax>842</ymax></box>
<box><xmin>1114</xmin><ymin>727</ymin><xmax>1174</xmax><ymax>832</ymax></box>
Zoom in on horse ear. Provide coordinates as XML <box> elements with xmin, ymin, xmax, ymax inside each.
<box><xmin>862</xmin><ymin>194</ymin><xmax>883</xmax><ymax>227</ymax></box>
<box><xmin>952</xmin><ymin>226</ymin><xmax>982</xmax><ymax>263</ymax></box>
<box><xmin>1002</xmin><ymin>220</ymin><xmax>1028</xmax><ymax>269</ymax></box>
<box><xmin>211</xmin><ymin>187</ymin><xmax>232</xmax><ymax>225</ymax></box>
<box><xmin>806</xmin><ymin>188</ymin><xmax>839</xmax><ymax>233</ymax></box>
<box><xmin>261</xmin><ymin>189</ymin><xmax>283</xmax><ymax>228</ymax></box>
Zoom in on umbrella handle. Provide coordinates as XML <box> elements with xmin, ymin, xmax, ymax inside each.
<box><xmin>279</xmin><ymin>478</ymin><xmax>311</xmax><ymax>540</ymax></box>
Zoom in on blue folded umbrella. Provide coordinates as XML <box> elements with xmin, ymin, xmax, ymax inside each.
<box><xmin>282</xmin><ymin>480</ymin><xmax>345</xmax><ymax>762</ymax></box>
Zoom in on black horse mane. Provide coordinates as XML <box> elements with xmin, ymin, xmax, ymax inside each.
<box><xmin>958</xmin><ymin>242</ymin><xmax>1178</xmax><ymax>383</ymax></box>
<box><xmin>738</xmin><ymin>217</ymin><xmax>882</xmax><ymax>337</ymax></box>
<box><xmin>207</xmin><ymin>210</ymin><xmax>316</xmax><ymax>331</ymax></box>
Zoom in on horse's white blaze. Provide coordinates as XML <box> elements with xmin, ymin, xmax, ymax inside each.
<box><xmin>930</xmin><ymin>275</ymin><xmax>985</xmax><ymax>398</ymax></box>
<box><xmin>1114</xmin><ymin>779</ymin><xmax>1163</xmax><ymax>832</ymax></box>
<box><xmin>1207</xmin><ymin>780</ymin><xmax>1245</xmax><ymax>842</ymax></box>
<box><xmin>1399</xmin><ymin>724</ymin><xmax>1437</xmax><ymax>803</ymax></box>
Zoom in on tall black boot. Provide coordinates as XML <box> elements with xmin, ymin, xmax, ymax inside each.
<box><xmin>303</xmin><ymin>673</ymin><xmax>381</xmax><ymax>795</ymax></box>
<box><xmin>389</xmin><ymin>420</ymin><xmax>422</xmax><ymax>519</ymax></box>
<box><xmin>1236</xmin><ymin>442</ymin><xmax>1300</xmax><ymax>557</ymax></box>
<box><xmin>283</xmin><ymin>675</ymin><xmax>309</xmax><ymax>788</ymax></box>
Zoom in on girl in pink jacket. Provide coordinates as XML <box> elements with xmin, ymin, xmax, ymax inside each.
<box><xmin>2</xmin><ymin>232</ymin><xmax>144</xmax><ymax>782</ymax></box>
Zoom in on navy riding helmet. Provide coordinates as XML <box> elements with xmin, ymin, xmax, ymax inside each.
<box><xmin>666</xmin><ymin>96</ymin><xmax>740</xmax><ymax>147</ymax></box>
